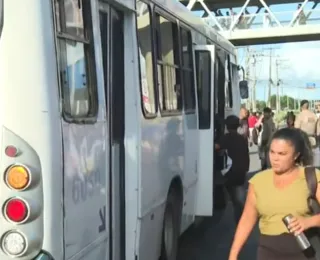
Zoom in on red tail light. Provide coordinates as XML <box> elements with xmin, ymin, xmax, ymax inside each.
<box><xmin>5</xmin><ymin>145</ymin><xmax>18</xmax><ymax>157</ymax></box>
<box><xmin>4</xmin><ymin>198</ymin><xmax>28</xmax><ymax>223</ymax></box>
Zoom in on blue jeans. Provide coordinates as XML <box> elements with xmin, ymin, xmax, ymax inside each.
<box><xmin>226</xmin><ymin>185</ymin><xmax>246</xmax><ymax>224</ymax></box>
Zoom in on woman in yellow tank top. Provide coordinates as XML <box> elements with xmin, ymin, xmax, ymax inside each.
<box><xmin>229</xmin><ymin>128</ymin><xmax>320</xmax><ymax>260</ymax></box>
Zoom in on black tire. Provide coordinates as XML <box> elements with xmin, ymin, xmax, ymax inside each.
<box><xmin>160</xmin><ymin>190</ymin><xmax>182</xmax><ymax>260</ymax></box>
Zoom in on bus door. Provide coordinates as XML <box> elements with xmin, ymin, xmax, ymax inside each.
<box><xmin>99</xmin><ymin>3</ymin><xmax>125</xmax><ymax>260</ymax></box>
<box><xmin>56</xmin><ymin>0</ymin><xmax>110</xmax><ymax>259</ymax></box>
<box><xmin>194</xmin><ymin>45</ymin><xmax>215</xmax><ymax>216</ymax></box>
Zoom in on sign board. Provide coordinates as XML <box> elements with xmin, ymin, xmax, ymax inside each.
<box><xmin>306</xmin><ymin>82</ymin><xmax>316</xmax><ymax>89</ymax></box>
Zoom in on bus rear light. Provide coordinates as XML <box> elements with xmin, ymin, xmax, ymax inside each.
<box><xmin>5</xmin><ymin>165</ymin><xmax>30</xmax><ymax>190</ymax></box>
<box><xmin>4</xmin><ymin>198</ymin><xmax>29</xmax><ymax>223</ymax></box>
<box><xmin>5</xmin><ymin>145</ymin><xmax>18</xmax><ymax>157</ymax></box>
<box><xmin>2</xmin><ymin>231</ymin><xmax>27</xmax><ymax>256</ymax></box>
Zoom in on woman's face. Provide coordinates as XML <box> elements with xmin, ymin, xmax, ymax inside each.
<box><xmin>269</xmin><ymin>138</ymin><xmax>297</xmax><ymax>173</ymax></box>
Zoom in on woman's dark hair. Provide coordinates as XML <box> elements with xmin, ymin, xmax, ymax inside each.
<box><xmin>271</xmin><ymin>128</ymin><xmax>313</xmax><ymax>165</ymax></box>
<box><xmin>286</xmin><ymin>111</ymin><xmax>295</xmax><ymax>125</ymax></box>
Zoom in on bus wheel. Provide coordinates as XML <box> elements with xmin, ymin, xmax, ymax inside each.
<box><xmin>160</xmin><ymin>190</ymin><xmax>181</xmax><ymax>260</ymax></box>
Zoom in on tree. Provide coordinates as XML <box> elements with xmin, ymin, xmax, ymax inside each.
<box><xmin>280</xmin><ymin>95</ymin><xmax>295</xmax><ymax>110</ymax></box>
<box><xmin>269</xmin><ymin>95</ymin><xmax>296</xmax><ymax>110</ymax></box>
<box><xmin>269</xmin><ymin>95</ymin><xmax>277</xmax><ymax>109</ymax></box>
<box><xmin>256</xmin><ymin>100</ymin><xmax>266</xmax><ymax>111</ymax></box>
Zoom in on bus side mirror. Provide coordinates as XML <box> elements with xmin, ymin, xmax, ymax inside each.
<box><xmin>239</xmin><ymin>80</ymin><xmax>248</xmax><ymax>99</ymax></box>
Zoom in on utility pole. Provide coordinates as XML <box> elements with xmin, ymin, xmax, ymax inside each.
<box><xmin>245</xmin><ymin>47</ymin><xmax>251</xmax><ymax>109</ymax></box>
<box><xmin>268</xmin><ymin>48</ymin><xmax>272</xmax><ymax>108</ymax></box>
<box><xmin>251</xmin><ymin>55</ymin><xmax>257</xmax><ymax>111</ymax></box>
<box><xmin>275</xmin><ymin>60</ymin><xmax>280</xmax><ymax>112</ymax></box>
<box><xmin>275</xmin><ymin>58</ymin><xmax>289</xmax><ymax>111</ymax></box>
<box><xmin>245</xmin><ymin>48</ymin><xmax>261</xmax><ymax>111</ymax></box>
<box><xmin>262</xmin><ymin>46</ymin><xmax>280</xmax><ymax>108</ymax></box>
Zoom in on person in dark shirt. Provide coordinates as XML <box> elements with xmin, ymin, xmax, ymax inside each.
<box><xmin>215</xmin><ymin>115</ymin><xmax>250</xmax><ymax>223</ymax></box>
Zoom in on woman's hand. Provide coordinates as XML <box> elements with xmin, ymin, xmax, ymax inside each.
<box><xmin>288</xmin><ymin>216</ymin><xmax>312</xmax><ymax>235</ymax></box>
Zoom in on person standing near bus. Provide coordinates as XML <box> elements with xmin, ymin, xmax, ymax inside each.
<box><xmin>295</xmin><ymin>100</ymin><xmax>319</xmax><ymax>166</ymax></box>
<box><xmin>286</xmin><ymin>111</ymin><xmax>295</xmax><ymax>128</ymax></box>
<box><xmin>255</xmin><ymin>107</ymin><xmax>275</xmax><ymax>170</ymax></box>
<box><xmin>248</xmin><ymin>111</ymin><xmax>258</xmax><ymax>145</ymax></box>
<box><xmin>215</xmin><ymin>115</ymin><xmax>250</xmax><ymax>223</ymax></box>
<box><xmin>295</xmin><ymin>100</ymin><xmax>318</xmax><ymax>147</ymax></box>
<box><xmin>238</xmin><ymin>107</ymin><xmax>249</xmax><ymax>144</ymax></box>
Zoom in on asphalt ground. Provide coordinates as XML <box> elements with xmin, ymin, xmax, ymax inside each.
<box><xmin>177</xmin><ymin>145</ymin><xmax>261</xmax><ymax>260</ymax></box>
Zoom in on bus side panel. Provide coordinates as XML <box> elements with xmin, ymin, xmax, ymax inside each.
<box><xmin>180</xmin><ymin>113</ymin><xmax>198</xmax><ymax>234</ymax></box>
<box><xmin>139</xmin><ymin>116</ymin><xmax>184</xmax><ymax>260</ymax></box>
<box><xmin>123</xmin><ymin>12</ymin><xmax>141</xmax><ymax>260</ymax></box>
<box><xmin>62</xmin><ymin>122</ymin><xmax>108</xmax><ymax>260</ymax></box>
<box><xmin>0</xmin><ymin>1</ymin><xmax>63</xmax><ymax>260</ymax></box>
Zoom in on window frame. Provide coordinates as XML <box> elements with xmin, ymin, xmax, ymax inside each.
<box><xmin>154</xmin><ymin>7</ymin><xmax>183</xmax><ymax>117</ymax></box>
<box><xmin>226</xmin><ymin>55</ymin><xmax>233</xmax><ymax>108</ymax></box>
<box><xmin>179</xmin><ymin>24</ymin><xmax>196</xmax><ymax>114</ymax></box>
<box><xmin>53</xmin><ymin>0</ymin><xmax>99</xmax><ymax>124</ymax></box>
<box><xmin>136</xmin><ymin>1</ymin><xmax>158</xmax><ymax>119</ymax></box>
<box><xmin>195</xmin><ymin>50</ymin><xmax>212</xmax><ymax>130</ymax></box>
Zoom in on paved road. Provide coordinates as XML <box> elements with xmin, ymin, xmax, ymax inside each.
<box><xmin>178</xmin><ymin>145</ymin><xmax>261</xmax><ymax>260</ymax></box>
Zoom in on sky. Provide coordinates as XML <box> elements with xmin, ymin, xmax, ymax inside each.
<box><xmin>237</xmin><ymin>41</ymin><xmax>320</xmax><ymax>101</ymax></box>
<box><xmin>192</xmin><ymin>1</ymin><xmax>320</xmax><ymax>101</ymax></box>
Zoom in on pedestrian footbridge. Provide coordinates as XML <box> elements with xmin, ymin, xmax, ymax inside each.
<box><xmin>180</xmin><ymin>0</ymin><xmax>320</xmax><ymax>45</ymax></box>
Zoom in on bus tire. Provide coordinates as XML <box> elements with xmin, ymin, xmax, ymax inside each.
<box><xmin>160</xmin><ymin>189</ymin><xmax>182</xmax><ymax>260</ymax></box>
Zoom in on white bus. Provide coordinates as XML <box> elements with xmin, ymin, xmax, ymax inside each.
<box><xmin>0</xmin><ymin>0</ymin><xmax>247</xmax><ymax>260</ymax></box>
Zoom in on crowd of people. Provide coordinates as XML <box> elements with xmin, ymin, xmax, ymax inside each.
<box><xmin>214</xmin><ymin>99</ymin><xmax>320</xmax><ymax>260</ymax></box>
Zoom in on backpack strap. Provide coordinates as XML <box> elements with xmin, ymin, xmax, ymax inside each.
<box><xmin>305</xmin><ymin>166</ymin><xmax>317</xmax><ymax>199</ymax></box>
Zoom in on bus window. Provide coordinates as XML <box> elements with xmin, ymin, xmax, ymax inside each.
<box><xmin>225</xmin><ymin>55</ymin><xmax>233</xmax><ymax>108</ymax></box>
<box><xmin>195</xmin><ymin>51</ymin><xmax>211</xmax><ymax>129</ymax></box>
<box><xmin>63</xmin><ymin>0</ymin><xmax>84</xmax><ymax>38</ymax></box>
<box><xmin>155</xmin><ymin>14</ymin><xmax>182</xmax><ymax>114</ymax></box>
<box><xmin>180</xmin><ymin>27</ymin><xmax>195</xmax><ymax>113</ymax></box>
<box><xmin>136</xmin><ymin>1</ymin><xmax>157</xmax><ymax>117</ymax></box>
<box><xmin>215</xmin><ymin>47</ymin><xmax>226</xmax><ymax>135</ymax></box>
<box><xmin>54</xmin><ymin>0</ymin><xmax>98</xmax><ymax>120</ymax></box>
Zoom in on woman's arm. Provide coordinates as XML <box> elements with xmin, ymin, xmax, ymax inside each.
<box><xmin>254</xmin><ymin>116</ymin><xmax>263</xmax><ymax>128</ymax></box>
<box><xmin>229</xmin><ymin>184</ymin><xmax>258</xmax><ymax>260</ymax></box>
